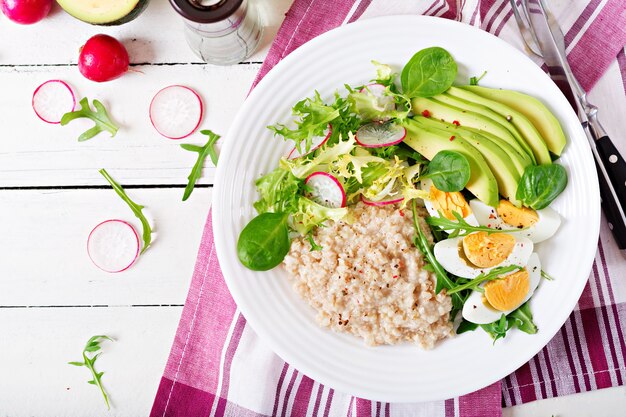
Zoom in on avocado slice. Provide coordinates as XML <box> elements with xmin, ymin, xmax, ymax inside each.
<box><xmin>403</xmin><ymin>119</ymin><xmax>499</xmax><ymax>207</ymax></box>
<box><xmin>412</xmin><ymin>96</ymin><xmax>536</xmax><ymax>164</ymax></box>
<box><xmin>463</xmin><ymin>127</ymin><xmax>532</xmax><ymax>174</ymax></box>
<box><xmin>444</xmin><ymin>87</ymin><xmax>552</xmax><ymax>164</ymax></box>
<box><xmin>460</xmin><ymin>85</ymin><xmax>567</xmax><ymax>156</ymax></box>
<box><xmin>412</xmin><ymin>116</ymin><xmax>522</xmax><ymax>205</ymax></box>
<box><xmin>57</xmin><ymin>0</ymin><xmax>149</xmax><ymax>26</ymax></box>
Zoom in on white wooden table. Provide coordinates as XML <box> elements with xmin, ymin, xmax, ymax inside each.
<box><xmin>1</xmin><ymin>1</ymin><xmax>624</xmax><ymax>415</ymax></box>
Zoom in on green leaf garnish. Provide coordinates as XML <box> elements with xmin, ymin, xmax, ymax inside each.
<box><xmin>445</xmin><ymin>265</ymin><xmax>523</xmax><ymax>295</ymax></box>
<box><xmin>426</xmin><ymin>210</ymin><xmax>525</xmax><ymax>238</ymax></box>
<box><xmin>456</xmin><ymin>319</ymin><xmax>479</xmax><ymax>334</ymax></box>
<box><xmin>306</xmin><ymin>233</ymin><xmax>323</xmax><ymax>251</ymax></box>
<box><xmin>480</xmin><ymin>314</ymin><xmax>511</xmax><ymax>343</ymax></box>
<box><xmin>401</xmin><ymin>47</ymin><xmax>457</xmax><ymax>97</ymax></box>
<box><xmin>420</xmin><ymin>150</ymin><xmax>470</xmax><ymax>192</ymax></box>
<box><xmin>541</xmin><ymin>269</ymin><xmax>555</xmax><ymax>281</ymax></box>
<box><xmin>411</xmin><ymin>200</ymin><xmax>465</xmax><ymax>314</ymax></box>
<box><xmin>181</xmin><ymin>129</ymin><xmax>220</xmax><ymax>201</ymax></box>
<box><xmin>469</xmin><ymin>71</ymin><xmax>487</xmax><ymax>86</ymax></box>
<box><xmin>68</xmin><ymin>335</ymin><xmax>113</xmax><ymax>410</ymax></box>
<box><xmin>60</xmin><ymin>98</ymin><xmax>118</xmax><ymax>142</ymax></box>
<box><xmin>516</xmin><ymin>164</ymin><xmax>568</xmax><ymax>210</ymax></box>
<box><xmin>508</xmin><ymin>302</ymin><xmax>538</xmax><ymax>334</ymax></box>
<box><xmin>99</xmin><ymin>168</ymin><xmax>152</xmax><ymax>254</ymax></box>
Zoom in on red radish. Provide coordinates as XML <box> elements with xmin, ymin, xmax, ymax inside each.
<box><xmin>361</xmin><ymin>194</ymin><xmax>404</xmax><ymax>207</ymax></box>
<box><xmin>305</xmin><ymin>172</ymin><xmax>346</xmax><ymax>208</ymax></box>
<box><xmin>1</xmin><ymin>0</ymin><xmax>52</xmax><ymax>24</ymax></box>
<box><xmin>287</xmin><ymin>123</ymin><xmax>332</xmax><ymax>159</ymax></box>
<box><xmin>78</xmin><ymin>34</ymin><xmax>129</xmax><ymax>83</ymax></box>
<box><xmin>356</xmin><ymin>121</ymin><xmax>406</xmax><ymax>148</ymax></box>
<box><xmin>359</xmin><ymin>83</ymin><xmax>396</xmax><ymax>117</ymax></box>
<box><xmin>150</xmin><ymin>85</ymin><xmax>203</xmax><ymax>139</ymax></box>
<box><xmin>32</xmin><ymin>80</ymin><xmax>76</xmax><ymax>124</ymax></box>
<box><xmin>87</xmin><ymin>219</ymin><xmax>140</xmax><ymax>273</ymax></box>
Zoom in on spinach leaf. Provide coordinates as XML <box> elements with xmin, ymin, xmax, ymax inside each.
<box><xmin>516</xmin><ymin>164</ymin><xmax>568</xmax><ymax>210</ymax></box>
<box><xmin>508</xmin><ymin>302</ymin><xmax>538</xmax><ymax>334</ymax></box>
<box><xmin>457</xmin><ymin>319</ymin><xmax>479</xmax><ymax>334</ymax></box>
<box><xmin>237</xmin><ymin>212</ymin><xmax>291</xmax><ymax>271</ymax></box>
<box><xmin>420</xmin><ymin>150</ymin><xmax>470</xmax><ymax>192</ymax></box>
<box><xmin>401</xmin><ymin>47</ymin><xmax>457</xmax><ymax>98</ymax></box>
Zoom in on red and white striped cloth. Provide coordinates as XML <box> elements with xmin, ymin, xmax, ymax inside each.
<box><xmin>151</xmin><ymin>1</ymin><xmax>626</xmax><ymax>416</ymax></box>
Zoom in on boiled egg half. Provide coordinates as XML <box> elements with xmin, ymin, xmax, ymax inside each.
<box><xmin>470</xmin><ymin>199</ymin><xmax>561</xmax><ymax>243</ymax></box>
<box><xmin>421</xmin><ymin>179</ymin><xmax>479</xmax><ymax>226</ymax></box>
<box><xmin>434</xmin><ymin>231</ymin><xmax>533</xmax><ymax>278</ymax></box>
<box><xmin>462</xmin><ymin>253</ymin><xmax>542</xmax><ymax>324</ymax></box>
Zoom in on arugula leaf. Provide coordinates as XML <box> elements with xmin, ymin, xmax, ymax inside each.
<box><xmin>508</xmin><ymin>302</ymin><xmax>538</xmax><ymax>334</ymax></box>
<box><xmin>469</xmin><ymin>71</ymin><xmax>487</xmax><ymax>86</ymax></box>
<box><xmin>99</xmin><ymin>169</ymin><xmax>152</xmax><ymax>254</ymax></box>
<box><xmin>268</xmin><ymin>91</ymin><xmax>340</xmax><ymax>154</ymax></box>
<box><xmin>420</xmin><ymin>150</ymin><xmax>470</xmax><ymax>192</ymax></box>
<box><xmin>516</xmin><ymin>164</ymin><xmax>568</xmax><ymax>210</ymax></box>
<box><xmin>181</xmin><ymin>129</ymin><xmax>220</xmax><ymax>201</ymax></box>
<box><xmin>411</xmin><ymin>200</ymin><xmax>465</xmax><ymax>314</ymax></box>
<box><xmin>541</xmin><ymin>269</ymin><xmax>555</xmax><ymax>281</ymax></box>
<box><xmin>61</xmin><ymin>98</ymin><xmax>118</xmax><ymax>142</ymax></box>
<box><xmin>68</xmin><ymin>335</ymin><xmax>114</xmax><ymax>410</ymax></box>
<box><xmin>426</xmin><ymin>211</ymin><xmax>525</xmax><ymax>238</ymax></box>
<box><xmin>446</xmin><ymin>265</ymin><xmax>524</xmax><ymax>295</ymax></box>
<box><xmin>480</xmin><ymin>314</ymin><xmax>511</xmax><ymax>343</ymax></box>
<box><xmin>401</xmin><ymin>47</ymin><xmax>458</xmax><ymax>98</ymax></box>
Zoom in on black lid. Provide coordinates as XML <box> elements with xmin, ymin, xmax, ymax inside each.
<box><xmin>169</xmin><ymin>0</ymin><xmax>244</xmax><ymax>23</ymax></box>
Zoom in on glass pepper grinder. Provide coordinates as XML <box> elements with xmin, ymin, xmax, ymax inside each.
<box><xmin>169</xmin><ymin>0</ymin><xmax>263</xmax><ymax>65</ymax></box>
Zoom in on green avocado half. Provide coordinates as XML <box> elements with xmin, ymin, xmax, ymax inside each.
<box><xmin>412</xmin><ymin>116</ymin><xmax>525</xmax><ymax>206</ymax></box>
<box><xmin>444</xmin><ymin>87</ymin><xmax>552</xmax><ymax>165</ymax></box>
<box><xmin>403</xmin><ymin>118</ymin><xmax>499</xmax><ymax>208</ymax></box>
<box><xmin>411</xmin><ymin>96</ymin><xmax>536</xmax><ymax>164</ymax></box>
<box><xmin>57</xmin><ymin>0</ymin><xmax>149</xmax><ymax>26</ymax></box>
<box><xmin>459</xmin><ymin>85</ymin><xmax>567</xmax><ymax>156</ymax></box>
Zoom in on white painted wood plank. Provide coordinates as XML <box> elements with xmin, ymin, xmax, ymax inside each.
<box><xmin>0</xmin><ymin>0</ymin><xmax>294</xmax><ymax>65</ymax></box>
<box><xmin>0</xmin><ymin>188</ymin><xmax>211</xmax><ymax>306</ymax></box>
<box><xmin>0</xmin><ymin>306</ymin><xmax>182</xmax><ymax>417</ymax></box>
<box><xmin>0</xmin><ymin>65</ymin><xmax>259</xmax><ymax>186</ymax></box>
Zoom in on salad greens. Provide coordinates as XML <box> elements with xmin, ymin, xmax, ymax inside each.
<box><xmin>445</xmin><ymin>265</ymin><xmax>524</xmax><ymax>295</ymax></box>
<box><xmin>237</xmin><ymin>212</ymin><xmax>291</xmax><ymax>271</ymax></box>
<box><xmin>181</xmin><ymin>129</ymin><xmax>220</xmax><ymax>201</ymax></box>
<box><xmin>426</xmin><ymin>210</ymin><xmax>524</xmax><ymax>237</ymax></box>
<box><xmin>419</xmin><ymin>150</ymin><xmax>470</xmax><ymax>192</ymax></box>
<box><xmin>401</xmin><ymin>47</ymin><xmax>457</xmax><ymax>97</ymax></box>
<box><xmin>516</xmin><ymin>164</ymin><xmax>568</xmax><ymax>209</ymax></box>
<box><xmin>61</xmin><ymin>97</ymin><xmax>118</xmax><ymax>141</ymax></box>
<box><xmin>469</xmin><ymin>71</ymin><xmax>487</xmax><ymax>86</ymax></box>
<box><xmin>100</xmin><ymin>169</ymin><xmax>152</xmax><ymax>254</ymax></box>
<box><xmin>68</xmin><ymin>335</ymin><xmax>113</xmax><ymax>410</ymax></box>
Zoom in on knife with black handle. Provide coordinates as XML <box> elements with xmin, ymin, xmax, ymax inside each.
<box><xmin>520</xmin><ymin>0</ymin><xmax>626</xmax><ymax>251</ymax></box>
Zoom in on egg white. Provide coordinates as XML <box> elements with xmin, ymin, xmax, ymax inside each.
<box><xmin>433</xmin><ymin>233</ymin><xmax>534</xmax><ymax>279</ymax></box>
<box><xmin>469</xmin><ymin>199</ymin><xmax>561</xmax><ymax>243</ymax></box>
<box><xmin>462</xmin><ymin>253</ymin><xmax>542</xmax><ymax>324</ymax></box>
<box><xmin>420</xmin><ymin>179</ymin><xmax>479</xmax><ymax>226</ymax></box>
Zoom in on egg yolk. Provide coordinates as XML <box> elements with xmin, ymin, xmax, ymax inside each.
<box><xmin>462</xmin><ymin>232</ymin><xmax>516</xmax><ymax>268</ymax></box>
<box><xmin>483</xmin><ymin>269</ymin><xmax>530</xmax><ymax>311</ymax></box>
<box><xmin>496</xmin><ymin>200</ymin><xmax>539</xmax><ymax>229</ymax></box>
<box><xmin>429</xmin><ymin>186</ymin><xmax>472</xmax><ymax>220</ymax></box>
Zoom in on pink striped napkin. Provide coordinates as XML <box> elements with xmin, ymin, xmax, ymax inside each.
<box><xmin>151</xmin><ymin>1</ymin><xmax>626</xmax><ymax>416</ymax></box>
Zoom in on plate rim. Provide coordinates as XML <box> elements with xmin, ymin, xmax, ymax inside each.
<box><xmin>213</xmin><ymin>14</ymin><xmax>601</xmax><ymax>402</ymax></box>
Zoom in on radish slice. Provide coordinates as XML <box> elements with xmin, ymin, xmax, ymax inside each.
<box><xmin>32</xmin><ymin>80</ymin><xmax>76</xmax><ymax>124</ymax></box>
<box><xmin>87</xmin><ymin>220</ymin><xmax>140</xmax><ymax>273</ymax></box>
<box><xmin>359</xmin><ymin>83</ymin><xmax>395</xmax><ymax>117</ymax></box>
<box><xmin>356</xmin><ymin>122</ymin><xmax>406</xmax><ymax>148</ymax></box>
<box><xmin>150</xmin><ymin>85</ymin><xmax>203</xmax><ymax>139</ymax></box>
<box><xmin>305</xmin><ymin>172</ymin><xmax>346</xmax><ymax>208</ymax></box>
<box><xmin>288</xmin><ymin>123</ymin><xmax>332</xmax><ymax>159</ymax></box>
<box><xmin>361</xmin><ymin>194</ymin><xmax>404</xmax><ymax>206</ymax></box>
